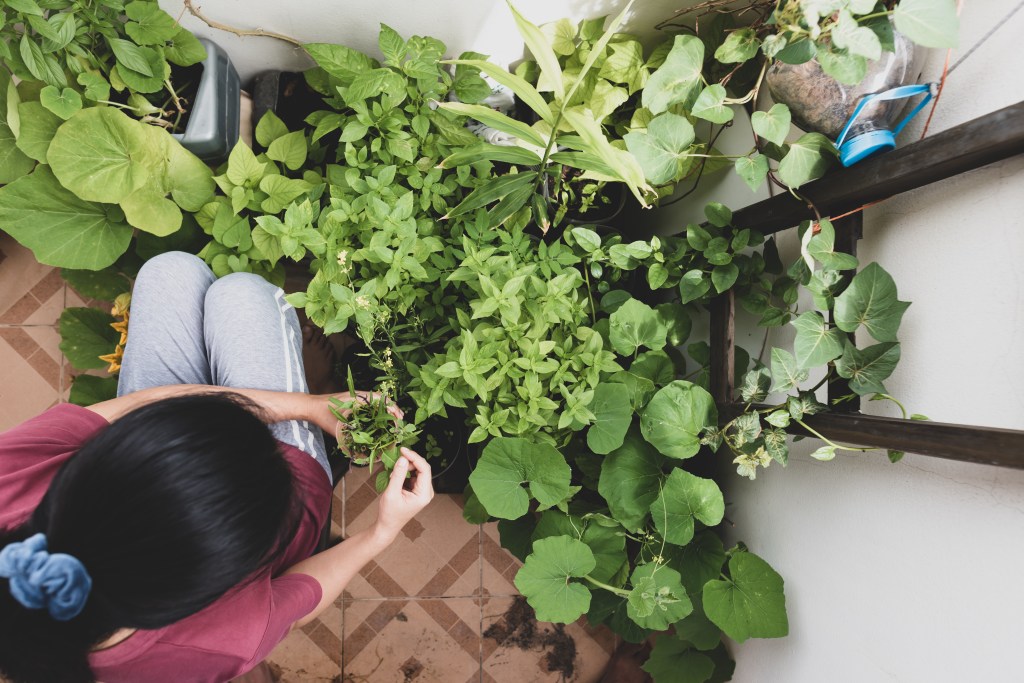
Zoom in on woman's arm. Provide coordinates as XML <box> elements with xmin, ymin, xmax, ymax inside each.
<box><xmin>284</xmin><ymin>448</ymin><xmax>433</xmax><ymax>628</ymax></box>
<box><xmin>84</xmin><ymin>385</ymin><xmax>395</xmax><ymax>438</ymax></box>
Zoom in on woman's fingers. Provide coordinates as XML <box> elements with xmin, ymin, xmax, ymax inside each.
<box><xmin>400</xmin><ymin>448</ymin><xmax>433</xmax><ymax>498</ymax></box>
<box><xmin>386</xmin><ymin>456</ymin><xmax>410</xmax><ymax>495</ymax></box>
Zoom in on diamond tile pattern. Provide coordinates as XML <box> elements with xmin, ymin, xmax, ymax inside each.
<box><xmin>1</xmin><ymin>236</ymin><xmax>618</xmax><ymax>682</ymax></box>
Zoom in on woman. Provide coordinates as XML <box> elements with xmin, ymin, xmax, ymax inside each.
<box><xmin>0</xmin><ymin>252</ymin><xmax>433</xmax><ymax>683</ymax></box>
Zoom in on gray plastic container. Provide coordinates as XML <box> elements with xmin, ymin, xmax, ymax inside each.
<box><xmin>172</xmin><ymin>38</ymin><xmax>240</xmax><ymax>164</ymax></box>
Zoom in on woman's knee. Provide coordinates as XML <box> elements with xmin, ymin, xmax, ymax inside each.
<box><xmin>204</xmin><ymin>272</ymin><xmax>283</xmax><ymax>313</ymax></box>
<box><xmin>135</xmin><ymin>251</ymin><xmax>215</xmax><ymax>292</ymax></box>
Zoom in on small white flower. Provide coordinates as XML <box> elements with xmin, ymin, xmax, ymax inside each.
<box><xmin>337</xmin><ymin>250</ymin><xmax>348</xmax><ymax>267</ymax></box>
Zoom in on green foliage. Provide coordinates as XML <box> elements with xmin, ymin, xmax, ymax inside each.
<box><xmin>703</xmin><ymin>551</ymin><xmax>788</xmax><ymax>642</ymax></box>
<box><xmin>58</xmin><ymin>307</ymin><xmax>119</xmax><ymax>369</ymax></box>
<box><xmin>514</xmin><ymin>535</ymin><xmax>595</xmax><ymax>623</ymax></box>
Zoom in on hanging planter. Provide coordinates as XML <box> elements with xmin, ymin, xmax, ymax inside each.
<box><xmin>765</xmin><ymin>30</ymin><xmax>934</xmax><ymax>167</ymax></box>
<box><xmin>171</xmin><ymin>38</ymin><xmax>241</xmax><ymax>164</ymax></box>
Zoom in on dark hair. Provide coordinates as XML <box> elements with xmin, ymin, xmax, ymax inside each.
<box><xmin>0</xmin><ymin>393</ymin><xmax>301</xmax><ymax>683</ymax></box>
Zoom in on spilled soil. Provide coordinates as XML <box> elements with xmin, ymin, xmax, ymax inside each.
<box><xmin>483</xmin><ymin>596</ymin><xmax>577</xmax><ymax>679</ymax></box>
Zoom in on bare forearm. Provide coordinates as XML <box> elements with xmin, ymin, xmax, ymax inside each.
<box><xmin>85</xmin><ymin>384</ymin><xmax>316</xmax><ymax>424</ymax></box>
<box><xmin>285</xmin><ymin>526</ymin><xmax>394</xmax><ymax>628</ymax></box>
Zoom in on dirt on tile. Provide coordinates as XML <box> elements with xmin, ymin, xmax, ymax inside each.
<box><xmin>484</xmin><ymin>596</ymin><xmax>577</xmax><ymax>679</ymax></box>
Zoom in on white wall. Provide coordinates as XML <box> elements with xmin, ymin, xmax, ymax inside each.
<box><xmin>166</xmin><ymin>1</ymin><xmax>1024</xmax><ymax>680</ymax></box>
<box><xmin>160</xmin><ymin>0</ymin><xmax>681</xmax><ymax>85</ymax></box>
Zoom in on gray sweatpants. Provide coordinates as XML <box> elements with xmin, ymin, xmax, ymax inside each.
<box><xmin>117</xmin><ymin>251</ymin><xmax>331</xmax><ymax>482</ymax></box>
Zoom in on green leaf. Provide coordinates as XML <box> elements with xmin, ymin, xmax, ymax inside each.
<box><xmin>643</xmin><ymin>636</ymin><xmax>715</xmax><ymax>683</ymax></box>
<box><xmin>378</xmin><ymin>23</ymin><xmax>407</xmax><ymax>65</ymax></box>
<box><xmin>691</xmin><ymin>85</ymin><xmax>734</xmax><ymax>124</ymax></box>
<box><xmin>770</xmin><ymin>347</ymin><xmax>808</xmax><ymax>393</ymax></box>
<box><xmin>260</xmin><ymin>174</ymin><xmax>312</xmax><ymax>214</ymax></box>
<box><xmin>599</xmin><ymin>40</ymin><xmax>648</xmax><ymax>93</ymax></box>
<box><xmin>703</xmin><ymin>551</ymin><xmax>788</xmax><ymax>642</ymax></box>
<box><xmin>776</xmin><ymin>38</ymin><xmax>817</xmax><ymax>64</ymax></box>
<box><xmin>609</xmin><ymin>298</ymin><xmax>668</xmax><ymax>356</ymax></box>
<box><xmin>832</xmin><ymin>10</ymin><xmax>882</xmax><ymax>60</ymax></box>
<box><xmin>47</xmin><ymin>107</ymin><xmax>152</xmax><ymax>204</ymax></box>
<box><xmin>438</xmin><ymin>101</ymin><xmax>547</xmax><ymax>148</ymax></box>
<box><xmin>124</xmin><ymin>1</ymin><xmax>180</xmax><ymax>46</ymax></box>
<box><xmin>266</xmin><ymin>131</ymin><xmax>307</xmax><ymax>171</ymax></box>
<box><xmin>508</xmin><ymin>1</ymin><xmax>564</xmax><ymax>99</ymax></box>
<box><xmin>469</xmin><ymin>437</ymin><xmax>571</xmax><ymax>520</ymax></box>
<box><xmin>625</xmin><ymin>111</ymin><xmax>697</xmax><ymax>185</ymax></box>
<box><xmin>20</xmin><ymin>33</ymin><xmax>65</xmax><ymax>88</ymax></box>
<box><xmin>39</xmin><ymin>86</ymin><xmax>82</xmax><ymax>120</ymax></box>
<box><xmin>445</xmin><ymin>171</ymin><xmax>537</xmax><ymax>218</ymax></box>
<box><xmin>303</xmin><ymin>43</ymin><xmax>375</xmax><ymax>85</ymax></box>
<box><xmin>777</xmin><ymin>132</ymin><xmax>835</xmax><ymax>188</ymax></box>
<box><xmin>751</xmin><ymin>103</ymin><xmax>791</xmax><ymax>146</ymax></box>
<box><xmin>832</xmin><ymin>263</ymin><xmax>910</xmax><ymax>342</ymax></box>
<box><xmin>446</xmin><ymin>58</ymin><xmax>553</xmax><ymax>122</ymax></box>
<box><xmin>641</xmin><ymin>381</ymin><xmax>718</xmax><ymax>459</ymax></box>
<box><xmin>764</xmin><ymin>427</ymin><xmax>789</xmax><ymax>465</ymax></box>
<box><xmin>673</xmin><ymin>597</ymin><xmax>722</xmax><ymax>651</ymax></box>
<box><xmin>165</xmin><ymin>142</ymin><xmax>215</xmax><ymax>212</ymax></box>
<box><xmin>61</xmin><ymin>267</ymin><xmax>131</xmax><ymax>301</ymax></box>
<box><xmin>715</xmin><ymin>27</ymin><xmax>761</xmax><ymax>64</ymax></box>
<box><xmin>807</xmin><ymin>218</ymin><xmax>859</xmax><ymax>270</ymax></box>
<box><xmin>791</xmin><ymin>311</ymin><xmax>845</xmax><ymax>369</ymax></box>
<box><xmin>810</xmin><ymin>445</ymin><xmax>837</xmax><ymax>461</ymax></box>
<box><xmin>710</xmin><ymin>263</ymin><xmax>738</xmax><ymax>293</ymax></box>
<box><xmin>678</xmin><ymin>269</ymin><xmax>711</xmax><ymax>304</ymax></box>
<box><xmin>532</xmin><ymin>511</ymin><xmax>626</xmax><ymax>584</ymax></box>
<box><xmin>571</xmin><ymin>227</ymin><xmax>601</xmax><ymax>253</ymax></box>
<box><xmin>734</xmin><ymin>153</ymin><xmax>769</xmax><ymax>191</ymax></box>
<box><xmin>164</xmin><ymin>27</ymin><xmax>207</xmax><ymax>67</ymax></box>
<box><xmin>77</xmin><ymin>73</ymin><xmax>111</xmax><ymax>102</ymax></box>
<box><xmin>120</xmin><ymin>185</ymin><xmax>182</xmax><ymax>236</ymax></box>
<box><xmin>818</xmin><ymin>47</ymin><xmax>867</xmax><ymax>86</ymax></box>
<box><xmin>14</xmin><ymin>100</ymin><xmax>61</xmax><ymax>162</ymax></box>
<box><xmin>643</xmin><ymin>35</ymin><xmax>704</xmax><ymax>115</ymax></box>
<box><xmin>0</xmin><ymin>166</ymin><xmax>133</xmax><ymax>269</ymax></box>
<box><xmin>888</xmin><ymin>449</ymin><xmax>905</xmax><ymax>464</ymax></box>
<box><xmin>627</xmin><ymin>563</ymin><xmax>693</xmax><ymax>630</ymax></box>
<box><xmin>514</xmin><ymin>535</ymin><xmax>594</xmax><ymax>623</ymax></box>
<box><xmin>59</xmin><ymin>307</ymin><xmax>119</xmax><ymax>369</ymax></box>
<box><xmin>665</xmin><ymin>530</ymin><xmax>726</xmax><ymax>594</ymax></box>
<box><xmin>651</xmin><ymin>469</ymin><xmax>724</xmax><ymax>546</ymax></box>
<box><xmin>255</xmin><ymin>110</ymin><xmax>289</xmax><ymax>147</ymax></box>
<box><xmin>440</xmin><ymin>142</ymin><xmax>542</xmax><ymax>168</ymax></box>
<box><xmin>225</xmin><ymin>140</ymin><xmax>266</xmax><ymax>186</ymax></box>
<box><xmin>739</xmin><ymin>366</ymin><xmax>771</xmax><ymax>403</ymax></box>
<box><xmin>598</xmin><ymin>429</ymin><xmax>664</xmax><ymax>531</ymax></box>
<box><xmin>835</xmin><ymin>341</ymin><xmax>901</xmax><ymax>395</ymax></box>
<box><xmin>587</xmin><ymin>383</ymin><xmax>633</xmax><ymax>455</ymax></box>
<box><xmin>541</xmin><ymin>17</ymin><xmax>577</xmax><ymax>55</ymax></box>
<box><xmin>894</xmin><ymin>0</ymin><xmax>960</xmax><ymax>48</ymax></box>
<box><xmin>69</xmin><ymin>374</ymin><xmax>119</xmax><ymax>407</ymax></box>
<box><xmin>108</xmin><ymin>37</ymin><xmax>155</xmax><ymax>77</ymax></box>
<box><xmin>6</xmin><ymin>0</ymin><xmax>44</xmax><ymax>16</ymax></box>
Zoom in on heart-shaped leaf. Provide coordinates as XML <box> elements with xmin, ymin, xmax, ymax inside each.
<box><xmin>641</xmin><ymin>381</ymin><xmax>717</xmax><ymax>459</ymax></box>
<box><xmin>587</xmin><ymin>382</ymin><xmax>633</xmax><ymax>454</ymax></box>
<box><xmin>832</xmin><ymin>263</ymin><xmax>910</xmax><ymax>342</ymax></box>
<box><xmin>514</xmin><ymin>535</ymin><xmax>595</xmax><ymax>623</ymax></box>
<box><xmin>703</xmin><ymin>551</ymin><xmax>788</xmax><ymax>642</ymax></box>
<box><xmin>469</xmin><ymin>437</ymin><xmax>572</xmax><ymax>520</ymax></box>
<box><xmin>651</xmin><ymin>469</ymin><xmax>725</xmax><ymax>546</ymax></box>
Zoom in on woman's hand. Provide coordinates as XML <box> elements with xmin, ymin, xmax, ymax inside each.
<box><xmin>307</xmin><ymin>392</ymin><xmax>403</xmax><ymax>440</ymax></box>
<box><xmin>371</xmin><ymin>448</ymin><xmax>433</xmax><ymax>546</ymax></box>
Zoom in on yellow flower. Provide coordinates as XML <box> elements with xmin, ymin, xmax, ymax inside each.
<box><xmin>98</xmin><ymin>346</ymin><xmax>124</xmax><ymax>374</ymax></box>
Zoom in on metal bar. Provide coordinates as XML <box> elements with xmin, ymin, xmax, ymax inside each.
<box><xmin>702</xmin><ymin>100</ymin><xmax>1024</xmax><ymax>235</ymax></box>
<box><xmin>709</xmin><ymin>290</ymin><xmax>735</xmax><ymax>405</ymax></box>
<box><xmin>721</xmin><ymin>404</ymin><xmax>1024</xmax><ymax>469</ymax></box>
<box><xmin>828</xmin><ymin>213</ymin><xmax>863</xmax><ymax>412</ymax></box>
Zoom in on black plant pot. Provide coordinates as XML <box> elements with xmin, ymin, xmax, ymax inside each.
<box><xmin>172</xmin><ymin>38</ymin><xmax>240</xmax><ymax>165</ymax></box>
<box><xmin>250</xmin><ymin>70</ymin><xmax>326</xmax><ymax>135</ymax></box>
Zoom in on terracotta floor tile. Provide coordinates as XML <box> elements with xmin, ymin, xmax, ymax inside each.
<box><xmin>482</xmin><ymin>596</ymin><xmax>616</xmax><ymax>683</ymax></box>
<box><xmin>481</xmin><ymin>523</ymin><xmax>522</xmax><ymax>598</ymax></box>
<box><xmin>0</xmin><ymin>326</ymin><xmax>63</xmax><ymax>432</ymax></box>
<box><xmin>343</xmin><ymin>598</ymin><xmax>481</xmax><ymax>682</ymax></box>
<box><xmin>264</xmin><ymin>593</ymin><xmax>343</xmax><ymax>682</ymax></box>
<box><xmin>343</xmin><ymin>466</ymin><xmax>481</xmax><ymax>598</ymax></box>
<box><xmin>0</xmin><ymin>236</ymin><xmax>65</xmax><ymax>327</ymax></box>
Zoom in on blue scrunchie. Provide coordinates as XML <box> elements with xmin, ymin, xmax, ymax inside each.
<box><xmin>0</xmin><ymin>533</ymin><xmax>92</xmax><ymax>621</ymax></box>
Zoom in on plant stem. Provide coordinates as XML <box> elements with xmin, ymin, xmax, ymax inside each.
<box><xmin>794</xmin><ymin>418</ymin><xmax>874</xmax><ymax>452</ymax></box>
<box><xmin>181</xmin><ymin>0</ymin><xmax>305</xmax><ymax>48</ymax></box>
<box><xmin>856</xmin><ymin>10</ymin><xmax>894</xmax><ymax>22</ymax></box>
<box><xmin>584</xmin><ymin>576</ymin><xmax>631</xmax><ymax>597</ymax></box>
<box><xmin>873</xmin><ymin>393</ymin><xmax>908</xmax><ymax>419</ymax></box>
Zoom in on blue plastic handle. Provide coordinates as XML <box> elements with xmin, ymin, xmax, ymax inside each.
<box><xmin>835</xmin><ymin>83</ymin><xmax>937</xmax><ymax>149</ymax></box>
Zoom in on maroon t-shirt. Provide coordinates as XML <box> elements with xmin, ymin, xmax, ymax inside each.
<box><xmin>0</xmin><ymin>403</ymin><xmax>332</xmax><ymax>682</ymax></box>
